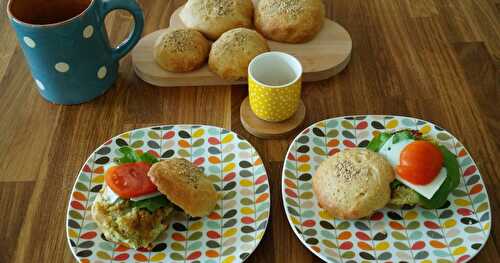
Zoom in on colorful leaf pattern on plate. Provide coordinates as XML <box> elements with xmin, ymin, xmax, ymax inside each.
<box><xmin>66</xmin><ymin>125</ymin><xmax>270</xmax><ymax>263</ymax></box>
<box><xmin>282</xmin><ymin>116</ymin><xmax>491</xmax><ymax>263</ymax></box>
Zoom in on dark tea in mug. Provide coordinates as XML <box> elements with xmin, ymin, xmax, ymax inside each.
<box><xmin>9</xmin><ymin>0</ymin><xmax>91</xmax><ymax>25</ymax></box>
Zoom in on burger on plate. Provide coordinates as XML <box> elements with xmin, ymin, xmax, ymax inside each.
<box><xmin>367</xmin><ymin>129</ymin><xmax>460</xmax><ymax>209</ymax></box>
<box><xmin>311</xmin><ymin>129</ymin><xmax>461</xmax><ymax>220</ymax></box>
<box><xmin>91</xmin><ymin>147</ymin><xmax>218</xmax><ymax>248</ymax></box>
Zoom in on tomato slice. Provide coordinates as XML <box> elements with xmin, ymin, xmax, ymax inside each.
<box><xmin>396</xmin><ymin>141</ymin><xmax>444</xmax><ymax>185</ymax></box>
<box><xmin>104</xmin><ymin>162</ymin><xmax>157</xmax><ymax>198</ymax></box>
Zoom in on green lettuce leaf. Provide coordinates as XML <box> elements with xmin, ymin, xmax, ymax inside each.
<box><xmin>417</xmin><ymin>145</ymin><xmax>460</xmax><ymax>209</ymax></box>
<box><xmin>130</xmin><ymin>195</ymin><xmax>171</xmax><ymax>213</ymax></box>
<box><xmin>115</xmin><ymin>146</ymin><xmax>159</xmax><ymax>165</ymax></box>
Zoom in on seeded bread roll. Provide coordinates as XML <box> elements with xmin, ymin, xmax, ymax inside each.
<box><xmin>209</xmin><ymin>28</ymin><xmax>269</xmax><ymax>81</ymax></box>
<box><xmin>255</xmin><ymin>0</ymin><xmax>325</xmax><ymax>43</ymax></box>
<box><xmin>180</xmin><ymin>0</ymin><xmax>254</xmax><ymax>40</ymax></box>
<box><xmin>148</xmin><ymin>158</ymin><xmax>218</xmax><ymax>217</ymax></box>
<box><xmin>153</xmin><ymin>28</ymin><xmax>210</xmax><ymax>73</ymax></box>
<box><xmin>312</xmin><ymin>149</ymin><xmax>395</xmax><ymax>219</ymax></box>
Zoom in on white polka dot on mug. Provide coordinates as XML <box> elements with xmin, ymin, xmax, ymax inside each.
<box><xmin>55</xmin><ymin>62</ymin><xmax>70</xmax><ymax>73</ymax></box>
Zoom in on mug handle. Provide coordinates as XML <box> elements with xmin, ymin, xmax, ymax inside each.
<box><xmin>98</xmin><ymin>0</ymin><xmax>144</xmax><ymax>61</ymax></box>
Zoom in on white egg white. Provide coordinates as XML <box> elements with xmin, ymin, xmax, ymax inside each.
<box><xmin>130</xmin><ymin>191</ymin><xmax>162</xmax><ymax>201</ymax></box>
<box><xmin>103</xmin><ymin>185</ymin><xmax>121</xmax><ymax>203</ymax></box>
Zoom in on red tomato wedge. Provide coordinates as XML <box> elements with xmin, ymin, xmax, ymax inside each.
<box><xmin>104</xmin><ymin>162</ymin><xmax>157</xmax><ymax>198</ymax></box>
<box><xmin>396</xmin><ymin>141</ymin><xmax>444</xmax><ymax>185</ymax></box>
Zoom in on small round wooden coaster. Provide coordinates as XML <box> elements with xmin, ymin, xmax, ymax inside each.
<box><xmin>240</xmin><ymin>97</ymin><xmax>306</xmax><ymax>139</ymax></box>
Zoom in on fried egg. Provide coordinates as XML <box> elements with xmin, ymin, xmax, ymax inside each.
<box><xmin>378</xmin><ymin>136</ymin><xmax>447</xmax><ymax>199</ymax></box>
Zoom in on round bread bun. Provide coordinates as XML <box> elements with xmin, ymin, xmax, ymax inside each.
<box><xmin>153</xmin><ymin>28</ymin><xmax>210</xmax><ymax>73</ymax></box>
<box><xmin>209</xmin><ymin>28</ymin><xmax>269</xmax><ymax>81</ymax></box>
<box><xmin>180</xmin><ymin>0</ymin><xmax>254</xmax><ymax>40</ymax></box>
<box><xmin>255</xmin><ymin>0</ymin><xmax>325</xmax><ymax>43</ymax></box>
<box><xmin>91</xmin><ymin>191</ymin><xmax>173</xmax><ymax>249</ymax></box>
<box><xmin>312</xmin><ymin>149</ymin><xmax>395</xmax><ymax>219</ymax></box>
<box><xmin>148</xmin><ymin>158</ymin><xmax>218</xmax><ymax>217</ymax></box>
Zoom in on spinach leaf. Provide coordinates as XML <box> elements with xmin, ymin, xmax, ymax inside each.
<box><xmin>391</xmin><ymin>130</ymin><xmax>414</xmax><ymax>144</ymax></box>
<box><xmin>366</xmin><ymin>132</ymin><xmax>393</xmax><ymax>151</ymax></box>
<box><xmin>367</xmin><ymin>130</ymin><xmax>416</xmax><ymax>152</ymax></box>
<box><xmin>390</xmin><ymin>180</ymin><xmax>403</xmax><ymax>189</ymax></box>
<box><xmin>116</xmin><ymin>147</ymin><xmax>139</xmax><ymax>164</ymax></box>
<box><xmin>130</xmin><ymin>195</ymin><xmax>171</xmax><ymax>213</ymax></box>
<box><xmin>115</xmin><ymin>147</ymin><xmax>159</xmax><ymax>165</ymax></box>
<box><xmin>138</xmin><ymin>151</ymin><xmax>160</xmax><ymax>164</ymax></box>
<box><xmin>417</xmin><ymin>146</ymin><xmax>460</xmax><ymax>209</ymax></box>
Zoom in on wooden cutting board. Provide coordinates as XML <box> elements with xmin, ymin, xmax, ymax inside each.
<box><xmin>132</xmin><ymin>5</ymin><xmax>352</xmax><ymax>87</ymax></box>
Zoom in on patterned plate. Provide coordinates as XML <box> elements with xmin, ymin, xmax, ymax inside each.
<box><xmin>282</xmin><ymin>116</ymin><xmax>491</xmax><ymax>263</ymax></box>
<box><xmin>66</xmin><ymin>125</ymin><xmax>270</xmax><ymax>263</ymax></box>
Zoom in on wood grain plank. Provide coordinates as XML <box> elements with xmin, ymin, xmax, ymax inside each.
<box><xmin>404</xmin><ymin>0</ymin><xmax>439</xmax><ymax>18</ymax></box>
<box><xmin>158</xmin><ymin>85</ymin><xmax>232</xmax><ymax>129</ymax></box>
<box><xmin>0</xmin><ymin>1</ymin><xmax>17</xmax><ymax>80</ymax></box>
<box><xmin>452</xmin><ymin>42</ymin><xmax>499</xmax><ymax>143</ymax></box>
<box><xmin>0</xmin><ymin>0</ymin><xmax>499</xmax><ymax>262</ymax></box>
<box><xmin>462</xmin><ymin>0</ymin><xmax>500</xmax><ymax>57</ymax></box>
<box><xmin>141</xmin><ymin>0</ymin><xmax>185</xmax><ymax>33</ymax></box>
<box><xmin>363</xmin><ymin>0</ymin><xmax>438</xmax><ymax>99</ymax></box>
<box><xmin>434</xmin><ymin>0</ymin><xmax>500</xmax><ymax>57</ymax></box>
<box><xmin>433</xmin><ymin>0</ymin><xmax>483</xmax><ymax>43</ymax></box>
<box><xmin>11</xmin><ymin>89</ymin><xmax>130</xmax><ymax>263</ymax></box>
<box><xmin>0</xmin><ymin>48</ymin><xmax>61</xmax><ymax>182</ymax></box>
<box><xmin>0</xmin><ymin>182</ymin><xmax>35</xmax><ymax>263</ymax></box>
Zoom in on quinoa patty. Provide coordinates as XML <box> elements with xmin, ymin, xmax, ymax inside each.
<box><xmin>91</xmin><ymin>191</ymin><xmax>174</xmax><ymax>249</ymax></box>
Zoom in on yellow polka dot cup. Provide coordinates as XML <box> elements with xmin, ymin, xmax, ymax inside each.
<box><xmin>248</xmin><ymin>52</ymin><xmax>303</xmax><ymax>122</ymax></box>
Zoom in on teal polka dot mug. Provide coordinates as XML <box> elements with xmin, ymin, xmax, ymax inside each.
<box><xmin>7</xmin><ymin>0</ymin><xmax>144</xmax><ymax>104</ymax></box>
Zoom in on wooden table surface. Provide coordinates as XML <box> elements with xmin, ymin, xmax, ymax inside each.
<box><xmin>0</xmin><ymin>0</ymin><xmax>498</xmax><ymax>262</ymax></box>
